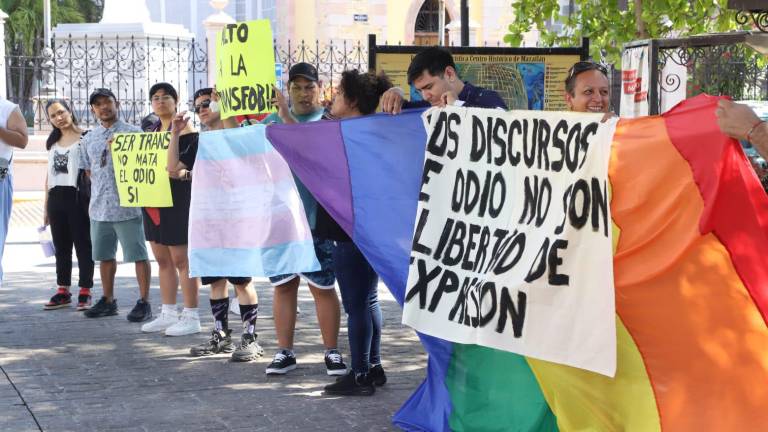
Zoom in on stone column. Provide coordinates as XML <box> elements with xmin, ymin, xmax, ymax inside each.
<box><xmin>203</xmin><ymin>0</ymin><xmax>236</xmax><ymax>87</ymax></box>
<box><xmin>0</xmin><ymin>9</ymin><xmax>8</xmax><ymax>99</ymax></box>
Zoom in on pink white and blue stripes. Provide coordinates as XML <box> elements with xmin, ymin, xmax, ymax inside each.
<box><xmin>188</xmin><ymin>125</ymin><xmax>320</xmax><ymax>277</ymax></box>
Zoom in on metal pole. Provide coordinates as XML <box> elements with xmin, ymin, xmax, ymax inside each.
<box><xmin>438</xmin><ymin>0</ymin><xmax>445</xmax><ymax>46</ymax></box>
<box><xmin>461</xmin><ymin>0</ymin><xmax>469</xmax><ymax>46</ymax></box>
<box><xmin>43</xmin><ymin>0</ymin><xmax>51</xmax><ymax>47</ymax></box>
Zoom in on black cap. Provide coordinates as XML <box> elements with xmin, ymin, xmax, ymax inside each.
<box><xmin>89</xmin><ymin>88</ymin><xmax>117</xmax><ymax>105</ymax></box>
<box><xmin>289</xmin><ymin>63</ymin><xmax>318</xmax><ymax>82</ymax></box>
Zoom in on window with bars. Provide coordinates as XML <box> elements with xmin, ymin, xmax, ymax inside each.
<box><xmin>414</xmin><ymin>0</ymin><xmax>450</xmax><ymax>45</ymax></box>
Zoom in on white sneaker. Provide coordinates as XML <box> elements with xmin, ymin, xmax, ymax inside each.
<box><xmin>165</xmin><ymin>310</ymin><xmax>202</xmax><ymax>336</ymax></box>
<box><xmin>141</xmin><ymin>312</ymin><xmax>179</xmax><ymax>333</ymax></box>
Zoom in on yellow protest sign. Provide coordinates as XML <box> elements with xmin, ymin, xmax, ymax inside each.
<box><xmin>111</xmin><ymin>132</ymin><xmax>173</xmax><ymax>207</ymax></box>
<box><xmin>216</xmin><ymin>19</ymin><xmax>277</xmax><ymax>119</ymax></box>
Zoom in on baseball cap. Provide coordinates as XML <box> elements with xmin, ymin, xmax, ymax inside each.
<box><xmin>288</xmin><ymin>63</ymin><xmax>319</xmax><ymax>82</ymax></box>
<box><xmin>89</xmin><ymin>88</ymin><xmax>117</xmax><ymax>105</ymax></box>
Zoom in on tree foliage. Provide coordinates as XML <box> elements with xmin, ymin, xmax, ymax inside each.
<box><xmin>1</xmin><ymin>0</ymin><xmax>104</xmax><ymax>54</ymax></box>
<box><xmin>504</xmin><ymin>0</ymin><xmax>749</xmax><ymax>63</ymax></box>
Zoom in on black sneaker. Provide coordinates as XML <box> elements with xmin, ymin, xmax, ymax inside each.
<box><xmin>83</xmin><ymin>297</ymin><xmax>118</xmax><ymax>318</ymax></box>
<box><xmin>265</xmin><ymin>349</ymin><xmax>297</xmax><ymax>375</ymax></box>
<box><xmin>231</xmin><ymin>333</ymin><xmax>264</xmax><ymax>362</ymax></box>
<box><xmin>323</xmin><ymin>371</ymin><xmax>375</xmax><ymax>396</ymax></box>
<box><xmin>44</xmin><ymin>288</ymin><xmax>72</xmax><ymax>310</ymax></box>
<box><xmin>369</xmin><ymin>364</ymin><xmax>387</xmax><ymax>386</ymax></box>
<box><xmin>324</xmin><ymin>349</ymin><xmax>347</xmax><ymax>376</ymax></box>
<box><xmin>127</xmin><ymin>299</ymin><xmax>152</xmax><ymax>322</ymax></box>
<box><xmin>190</xmin><ymin>329</ymin><xmax>235</xmax><ymax>357</ymax></box>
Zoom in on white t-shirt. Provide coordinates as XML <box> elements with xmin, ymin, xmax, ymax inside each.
<box><xmin>47</xmin><ymin>142</ymin><xmax>81</xmax><ymax>189</ymax></box>
<box><xmin>0</xmin><ymin>99</ymin><xmax>18</xmax><ymax>161</ymax></box>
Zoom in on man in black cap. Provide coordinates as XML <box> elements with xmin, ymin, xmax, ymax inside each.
<box><xmin>260</xmin><ymin>63</ymin><xmax>347</xmax><ymax>377</ymax></box>
<box><xmin>78</xmin><ymin>88</ymin><xmax>152</xmax><ymax>321</ymax></box>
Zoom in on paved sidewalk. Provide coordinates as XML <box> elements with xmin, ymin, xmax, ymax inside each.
<box><xmin>0</xmin><ymin>201</ymin><xmax>427</xmax><ymax>431</ymax></box>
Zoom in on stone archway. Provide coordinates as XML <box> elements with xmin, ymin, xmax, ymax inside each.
<box><xmin>404</xmin><ymin>0</ymin><xmax>459</xmax><ymax>45</ymax></box>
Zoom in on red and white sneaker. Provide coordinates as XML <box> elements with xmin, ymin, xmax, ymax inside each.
<box><xmin>76</xmin><ymin>288</ymin><xmax>92</xmax><ymax>311</ymax></box>
<box><xmin>44</xmin><ymin>288</ymin><xmax>72</xmax><ymax>310</ymax></box>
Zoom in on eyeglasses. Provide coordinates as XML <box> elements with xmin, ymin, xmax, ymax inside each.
<box><xmin>151</xmin><ymin>95</ymin><xmax>174</xmax><ymax>102</ymax></box>
<box><xmin>566</xmin><ymin>61</ymin><xmax>608</xmax><ymax>82</ymax></box>
<box><xmin>193</xmin><ymin>99</ymin><xmax>211</xmax><ymax>113</ymax></box>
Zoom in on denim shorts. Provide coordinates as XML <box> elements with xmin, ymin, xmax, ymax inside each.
<box><xmin>269</xmin><ymin>237</ymin><xmax>335</xmax><ymax>289</ymax></box>
<box><xmin>90</xmin><ymin>217</ymin><xmax>149</xmax><ymax>262</ymax></box>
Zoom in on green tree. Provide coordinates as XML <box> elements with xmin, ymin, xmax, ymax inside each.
<box><xmin>2</xmin><ymin>0</ymin><xmax>103</xmax><ymax>54</ymax></box>
<box><xmin>504</xmin><ymin>0</ymin><xmax>748</xmax><ymax>63</ymax></box>
<box><xmin>1</xmin><ymin>0</ymin><xmax>103</xmax><ymax>123</ymax></box>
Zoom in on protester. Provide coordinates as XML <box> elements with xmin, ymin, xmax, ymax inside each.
<box><xmin>137</xmin><ymin>82</ymin><xmax>201</xmax><ymax>336</ymax></box>
<box><xmin>314</xmin><ymin>70</ymin><xmax>392</xmax><ymax>396</ymax></box>
<box><xmin>140</xmin><ymin>113</ymin><xmax>159</xmax><ymax>132</ymax></box>
<box><xmin>564</xmin><ymin>61</ymin><xmax>611</xmax><ymax>114</ymax></box>
<box><xmin>379</xmin><ymin>46</ymin><xmax>507</xmax><ymax>113</ymax></box>
<box><xmin>79</xmin><ymin>88</ymin><xmax>152</xmax><ymax>321</ymax></box>
<box><xmin>0</xmin><ymin>97</ymin><xmax>28</xmax><ymax>286</ymax></box>
<box><xmin>716</xmin><ymin>99</ymin><xmax>768</xmax><ymax>161</ymax></box>
<box><xmin>187</xmin><ymin>87</ymin><xmax>264</xmax><ymax>361</ymax></box>
<box><xmin>262</xmin><ymin>63</ymin><xmax>346</xmax><ymax>376</ymax></box>
<box><xmin>42</xmin><ymin>99</ymin><xmax>94</xmax><ymax>311</ymax></box>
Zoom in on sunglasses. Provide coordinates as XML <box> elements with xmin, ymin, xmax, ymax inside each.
<box><xmin>193</xmin><ymin>100</ymin><xmax>211</xmax><ymax>113</ymax></box>
<box><xmin>100</xmin><ymin>147</ymin><xmax>108</xmax><ymax>168</ymax></box>
<box><xmin>567</xmin><ymin>61</ymin><xmax>608</xmax><ymax>81</ymax></box>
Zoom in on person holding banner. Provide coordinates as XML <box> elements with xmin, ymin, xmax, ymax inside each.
<box><xmin>185</xmin><ymin>87</ymin><xmax>265</xmax><ymax>360</ymax></box>
<box><xmin>564</xmin><ymin>61</ymin><xmax>612</xmax><ymax>114</ymax></box>
<box><xmin>379</xmin><ymin>46</ymin><xmax>507</xmax><ymax>113</ymax></box>
<box><xmin>316</xmin><ymin>70</ymin><xmax>392</xmax><ymax>396</ymax></box>
<box><xmin>261</xmin><ymin>63</ymin><xmax>347</xmax><ymax>376</ymax></box>
<box><xmin>79</xmin><ymin>88</ymin><xmax>152</xmax><ymax>321</ymax></box>
<box><xmin>0</xmin><ymin>96</ymin><xmax>28</xmax><ymax>287</ymax></box>
<box><xmin>716</xmin><ymin>100</ymin><xmax>768</xmax><ymax>161</ymax></box>
<box><xmin>42</xmin><ymin>99</ymin><xmax>94</xmax><ymax>311</ymax></box>
<box><xmin>138</xmin><ymin>82</ymin><xmax>202</xmax><ymax>337</ymax></box>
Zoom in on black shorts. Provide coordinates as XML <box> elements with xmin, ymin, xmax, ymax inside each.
<box><xmin>201</xmin><ymin>277</ymin><xmax>252</xmax><ymax>286</ymax></box>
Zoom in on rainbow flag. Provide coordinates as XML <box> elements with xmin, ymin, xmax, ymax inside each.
<box><xmin>266</xmin><ymin>95</ymin><xmax>768</xmax><ymax>431</ymax></box>
<box><xmin>188</xmin><ymin>126</ymin><xmax>320</xmax><ymax>277</ymax></box>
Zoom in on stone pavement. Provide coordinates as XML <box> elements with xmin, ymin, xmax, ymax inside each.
<box><xmin>0</xmin><ymin>199</ymin><xmax>427</xmax><ymax>432</ymax></box>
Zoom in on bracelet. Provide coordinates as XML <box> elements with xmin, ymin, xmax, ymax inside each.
<box><xmin>746</xmin><ymin>120</ymin><xmax>765</xmax><ymax>145</ymax></box>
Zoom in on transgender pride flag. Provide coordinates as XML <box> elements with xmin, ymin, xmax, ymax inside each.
<box><xmin>188</xmin><ymin>125</ymin><xmax>319</xmax><ymax>277</ymax></box>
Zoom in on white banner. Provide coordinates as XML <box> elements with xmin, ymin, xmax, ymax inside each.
<box><xmin>620</xmin><ymin>46</ymin><xmax>650</xmax><ymax>118</ymax></box>
<box><xmin>403</xmin><ymin>107</ymin><xmax>617</xmax><ymax>377</ymax></box>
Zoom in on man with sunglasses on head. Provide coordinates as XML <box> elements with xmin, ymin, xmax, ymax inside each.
<box><xmin>79</xmin><ymin>88</ymin><xmax>152</xmax><ymax>321</ymax></box>
<box><xmin>380</xmin><ymin>46</ymin><xmax>507</xmax><ymax>113</ymax></box>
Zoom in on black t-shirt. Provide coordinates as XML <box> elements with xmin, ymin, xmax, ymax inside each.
<box><xmin>315</xmin><ymin>204</ymin><xmax>350</xmax><ymax>242</ymax></box>
<box><xmin>178</xmin><ymin>132</ymin><xmax>198</xmax><ymax>170</ymax></box>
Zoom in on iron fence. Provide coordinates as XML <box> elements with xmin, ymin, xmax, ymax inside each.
<box><xmin>5</xmin><ymin>36</ymin><xmax>369</xmax><ymax>131</ymax></box>
<box><xmin>623</xmin><ymin>32</ymin><xmax>768</xmax><ymax>115</ymax></box>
